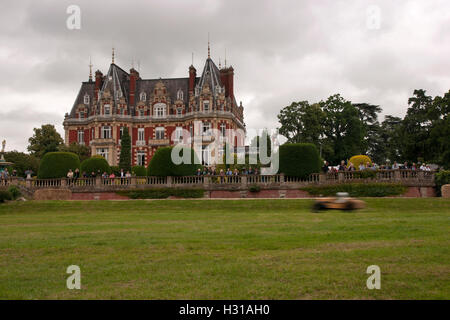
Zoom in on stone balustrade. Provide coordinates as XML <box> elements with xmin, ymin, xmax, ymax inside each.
<box><xmin>0</xmin><ymin>170</ymin><xmax>437</xmax><ymax>193</ymax></box>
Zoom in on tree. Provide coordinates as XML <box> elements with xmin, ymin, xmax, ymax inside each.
<box><xmin>277</xmin><ymin>101</ymin><xmax>325</xmax><ymax>145</ymax></box>
<box><xmin>320</xmin><ymin>94</ymin><xmax>365</xmax><ymax>164</ymax></box>
<box><xmin>27</xmin><ymin>124</ymin><xmax>63</xmax><ymax>158</ymax></box>
<box><xmin>353</xmin><ymin>103</ymin><xmax>382</xmax><ymax>162</ymax></box>
<box><xmin>250</xmin><ymin>128</ymin><xmax>272</xmax><ymax>163</ymax></box>
<box><xmin>118</xmin><ymin>127</ymin><xmax>131</xmax><ymax>172</ymax></box>
<box><xmin>37</xmin><ymin>152</ymin><xmax>80</xmax><ymax>179</ymax></box>
<box><xmin>4</xmin><ymin>151</ymin><xmax>40</xmax><ymax>177</ymax></box>
<box><xmin>59</xmin><ymin>142</ymin><xmax>91</xmax><ymax>162</ymax></box>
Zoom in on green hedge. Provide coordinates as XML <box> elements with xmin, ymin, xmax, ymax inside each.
<box><xmin>7</xmin><ymin>186</ymin><xmax>21</xmax><ymax>200</ymax></box>
<box><xmin>435</xmin><ymin>170</ymin><xmax>450</xmax><ymax>196</ymax></box>
<box><xmin>279</xmin><ymin>143</ymin><xmax>321</xmax><ymax>178</ymax></box>
<box><xmin>302</xmin><ymin>183</ymin><xmax>407</xmax><ymax>197</ymax></box>
<box><xmin>80</xmin><ymin>156</ymin><xmax>110</xmax><ymax>175</ymax></box>
<box><xmin>117</xmin><ymin>188</ymin><xmax>205</xmax><ymax>199</ymax></box>
<box><xmin>37</xmin><ymin>152</ymin><xmax>80</xmax><ymax>179</ymax></box>
<box><xmin>132</xmin><ymin>165</ymin><xmax>147</xmax><ymax>176</ymax></box>
<box><xmin>147</xmin><ymin>146</ymin><xmax>201</xmax><ymax>177</ymax></box>
<box><xmin>0</xmin><ymin>190</ymin><xmax>12</xmax><ymax>203</ymax></box>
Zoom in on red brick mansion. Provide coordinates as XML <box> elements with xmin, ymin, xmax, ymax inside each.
<box><xmin>63</xmin><ymin>49</ymin><xmax>246</xmax><ymax>167</ymax></box>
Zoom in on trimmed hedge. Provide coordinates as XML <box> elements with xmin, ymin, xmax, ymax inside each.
<box><xmin>279</xmin><ymin>143</ymin><xmax>321</xmax><ymax>178</ymax></box>
<box><xmin>302</xmin><ymin>182</ymin><xmax>407</xmax><ymax>197</ymax></box>
<box><xmin>132</xmin><ymin>165</ymin><xmax>147</xmax><ymax>176</ymax></box>
<box><xmin>37</xmin><ymin>152</ymin><xmax>80</xmax><ymax>179</ymax></box>
<box><xmin>147</xmin><ymin>146</ymin><xmax>201</xmax><ymax>177</ymax></box>
<box><xmin>117</xmin><ymin>188</ymin><xmax>205</xmax><ymax>199</ymax></box>
<box><xmin>0</xmin><ymin>190</ymin><xmax>12</xmax><ymax>203</ymax></box>
<box><xmin>435</xmin><ymin>170</ymin><xmax>450</xmax><ymax>196</ymax></box>
<box><xmin>348</xmin><ymin>155</ymin><xmax>372</xmax><ymax>170</ymax></box>
<box><xmin>81</xmin><ymin>156</ymin><xmax>110</xmax><ymax>175</ymax></box>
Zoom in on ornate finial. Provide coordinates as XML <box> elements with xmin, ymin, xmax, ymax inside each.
<box><xmin>89</xmin><ymin>57</ymin><xmax>93</xmax><ymax>81</ymax></box>
<box><xmin>208</xmin><ymin>33</ymin><xmax>210</xmax><ymax>59</ymax></box>
<box><xmin>112</xmin><ymin>47</ymin><xmax>115</xmax><ymax>64</ymax></box>
<box><xmin>191</xmin><ymin>52</ymin><xmax>194</xmax><ymax>66</ymax></box>
<box><xmin>219</xmin><ymin>57</ymin><xmax>221</xmax><ymax>69</ymax></box>
<box><xmin>1</xmin><ymin>140</ymin><xmax>5</xmax><ymax>153</ymax></box>
<box><xmin>224</xmin><ymin>48</ymin><xmax>227</xmax><ymax>68</ymax></box>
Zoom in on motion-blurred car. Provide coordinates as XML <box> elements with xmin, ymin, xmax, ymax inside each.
<box><xmin>312</xmin><ymin>192</ymin><xmax>366</xmax><ymax>212</ymax></box>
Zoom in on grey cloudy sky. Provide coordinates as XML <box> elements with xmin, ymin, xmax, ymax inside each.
<box><xmin>0</xmin><ymin>0</ymin><xmax>449</xmax><ymax>152</ymax></box>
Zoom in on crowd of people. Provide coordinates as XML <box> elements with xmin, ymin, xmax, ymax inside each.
<box><xmin>196</xmin><ymin>166</ymin><xmax>261</xmax><ymax>176</ymax></box>
<box><xmin>66</xmin><ymin>168</ymin><xmax>133</xmax><ymax>180</ymax></box>
<box><xmin>0</xmin><ymin>168</ymin><xmax>17</xmax><ymax>180</ymax></box>
<box><xmin>321</xmin><ymin>160</ymin><xmax>433</xmax><ymax>173</ymax></box>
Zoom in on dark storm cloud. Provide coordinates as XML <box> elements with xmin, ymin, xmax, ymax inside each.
<box><xmin>0</xmin><ymin>0</ymin><xmax>449</xmax><ymax>151</ymax></box>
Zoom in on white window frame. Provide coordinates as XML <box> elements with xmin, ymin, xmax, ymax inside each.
<box><xmin>101</xmin><ymin>126</ymin><xmax>111</xmax><ymax>139</ymax></box>
<box><xmin>140</xmin><ymin>92</ymin><xmax>146</xmax><ymax>101</ymax></box>
<box><xmin>203</xmin><ymin>100</ymin><xmax>210</xmax><ymax>112</ymax></box>
<box><xmin>77</xmin><ymin>130</ymin><xmax>84</xmax><ymax>144</ymax></box>
<box><xmin>155</xmin><ymin>127</ymin><xmax>165</xmax><ymax>140</ymax></box>
<box><xmin>104</xmin><ymin>104</ymin><xmax>111</xmax><ymax>115</ymax></box>
<box><xmin>84</xmin><ymin>94</ymin><xmax>90</xmax><ymax>104</ymax></box>
<box><xmin>154</xmin><ymin>103</ymin><xmax>166</xmax><ymax>118</ymax></box>
<box><xmin>202</xmin><ymin>122</ymin><xmax>211</xmax><ymax>136</ymax></box>
<box><xmin>137</xmin><ymin>151</ymin><xmax>146</xmax><ymax>166</ymax></box>
<box><xmin>220</xmin><ymin>123</ymin><xmax>226</xmax><ymax>137</ymax></box>
<box><xmin>177</xmin><ymin>89</ymin><xmax>183</xmax><ymax>100</ymax></box>
<box><xmin>96</xmin><ymin>148</ymin><xmax>109</xmax><ymax>161</ymax></box>
<box><xmin>138</xmin><ymin>128</ymin><xmax>145</xmax><ymax>142</ymax></box>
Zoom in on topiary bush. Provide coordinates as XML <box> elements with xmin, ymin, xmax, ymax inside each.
<box><xmin>147</xmin><ymin>146</ymin><xmax>201</xmax><ymax>177</ymax></box>
<box><xmin>110</xmin><ymin>166</ymin><xmax>120</xmax><ymax>176</ymax></box>
<box><xmin>7</xmin><ymin>185</ymin><xmax>21</xmax><ymax>200</ymax></box>
<box><xmin>132</xmin><ymin>165</ymin><xmax>147</xmax><ymax>176</ymax></box>
<box><xmin>0</xmin><ymin>190</ymin><xmax>12</xmax><ymax>203</ymax></box>
<box><xmin>348</xmin><ymin>155</ymin><xmax>372</xmax><ymax>170</ymax></box>
<box><xmin>80</xmin><ymin>156</ymin><xmax>110</xmax><ymax>175</ymax></box>
<box><xmin>279</xmin><ymin>143</ymin><xmax>321</xmax><ymax>178</ymax></box>
<box><xmin>37</xmin><ymin>152</ymin><xmax>80</xmax><ymax>179</ymax></box>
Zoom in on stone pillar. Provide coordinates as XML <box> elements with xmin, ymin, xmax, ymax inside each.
<box><xmin>131</xmin><ymin>176</ymin><xmax>137</xmax><ymax>187</ymax></box>
<box><xmin>61</xmin><ymin>178</ymin><xmax>67</xmax><ymax>187</ymax></box>
<box><xmin>203</xmin><ymin>175</ymin><xmax>210</xmax><ymax>188</ymax></box>
<box><xmin>394</xmin><ymin>170</ymin><xmax>401</xmax><ymax>181</ymax></box>
<box><xmin>241</xmin><ymin>175</ymin><xmax>247</xmax><ymax>189</ymax></box>
<box><xmin>338</xmin><ymin>172</ymin><xmax>345</xmax><ymax>182</ymax></box>
<box><xmin>166</xmin><ymin>176</ymin><xmax>172</xmax><ymax>187</ymax></box>
<box><xmin>319</xmin><ymin>173</ymin><xmax>325</xmax><ymax>184</ymax></box>
<box><xmin>441</xmin><ymin>184</ymin><xmax>450</xmax><ymax>198</ymax></box>
<box><xmin>95</xmin><ymin>175</ymin><xmax>102</xmax><ymax>188</ymax></box>
<box><xmin>26</xmin><ymin>178</ymin><xmax>32</xmax><ymax>189</ymax></box>
<box><xmin>280</xmin><ymin>174</ymin><xmax>285</xmax><ymax>185</ymax></box>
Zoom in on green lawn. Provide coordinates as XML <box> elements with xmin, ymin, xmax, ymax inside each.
<box><xmin>0</xmin><ymin>199</ymin><xmax>449</xmax><ymax>299</ymax></box>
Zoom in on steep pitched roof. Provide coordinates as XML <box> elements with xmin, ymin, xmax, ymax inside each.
<box><xmin>69</xmin><ymin>81</ymin><xmax>95</xmax><ymax>117</ymax></box>
<box><xmin>197</xmin><ymin>58</ymin><xmax>223</xmax><ymax>93</ymax></box>
<box><xmin>97</xmin><ymin>63</ymin><xmax>129</xmax><ymax>109</ymax></box>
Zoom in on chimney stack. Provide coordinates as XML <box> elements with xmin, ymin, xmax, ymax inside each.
<box><xmin>94</xmin><ymin>70</ymin><xmax>103</xmax><ymax>100</ymax></box>
<box><xmin>129</xmin><ymin>68</ymin><xmax>140</xmax><ymax>106</ymax></box>
<box><xmin>189</xmin><ymin>65</ymin><xmax>196</xmax><ymax>93</ymax></box>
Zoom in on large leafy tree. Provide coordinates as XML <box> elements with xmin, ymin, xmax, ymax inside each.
<box><xmin>380</xmin><ymin>115</ymin><xmax>403</xmax><ymax>163</ymax></box>
<box><xmin>59</xmin><ymin>142</ymin><xmax>91</xmax><ymax>162</ymax></box>
<box><xmin>320</xmin><ymin>94</ymin><xmax>365</xmax><ymax>164</ymax></box>
<box><xmin>353</xmin><ymin>103</ymin><xmax>382</xmax><ymax>161</ymax></box>
<box><xmin>4</xmin><ymin>151</ymin><xmax>40</xmax><ymax>177</ymax></box>
<box><xmin>277</xmin><ymin>101</ymin><xmax>325</xmax><ymax>145</ymax></box>
<box><xmin>118</xmin><ymin>127</ymin><xmax>131</xmax><ymax>172</ymax></box>
<box><xmin>27</xmin><ymin>124</ymin><xmax>63</xmax><ymax>158</ymax></box>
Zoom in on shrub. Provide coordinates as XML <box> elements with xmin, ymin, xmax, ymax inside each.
<box><xmin>302</xmin><ymin>182</ymin><xmax>406</xmax><ymax>197</ymax></box>
<box><xmin>353</xmin><ymin>170</ymin><xmax>377</xmax><ymax>179</ymax></box>
<box><xmin>0</xmin><ymin>190</ymin><xmax>12</xmax><ymax>203</ymax></box>
<box><xmin>132</xmin><ymin>165</ymin><xmax>147</xmax><ymax>176</ymax></box>
<box><xmin>37</xmin><ymin>152</ymin><xmax>80</xmax><ymax>179</ymax></box>
<box><xmin>248</xmin><ymin>185</ymin><xmax>261</xmax><ymax>193</ymax></box>
<box><xmin>119</xmin><ymin>127</ymin><xmax>131</xmax><ymax>173</ymax></box>
<box><xmin>147</xmin><ymin>146</ymin><xmax>201</xmax><ymax>177</ymax></box>
<box><xmin>7</xmin><ymin>185</ymin><xmax>21</xmax><ymax>200</ymax></box>
<box><xmin>117</xmin><ymin>188</ymin><xmax>205</xmax><ymax>199</ymax></box>
<box><xmin>279</xmin><ymin>143</ymin><xmax>321</xmax><ymax>178</ymax></box>
<box><xmin>80</xmin><ymin>156</ymin><xmax>110</xmax><ymax>175</ymax></box>
<box><xmin>110</xmin><ymin>166</ymin><xmax>120</xmax><ymax>176</ymax></box>
<box><xmin>435</xmin><ymin>170</ymin><xmax>450</xmax><ymax>196</ymax></box>
<box><xmin>348</xmin><ymin>155</ymin><xmax>372</xmax><ymax>170</ymax></box>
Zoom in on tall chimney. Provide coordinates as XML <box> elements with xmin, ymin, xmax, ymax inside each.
<box><xmin>228</xmin><ymin>66</ymin><xmax>234</xmax><ymax>100</ymax></box>
<box><xmin>129</xmin><ymin>68</ymin><xmax>139</xmax><ymax>106</ymax></box>
<box><xmin>94</xmin><ymin>70</ymin><xmax>103</xmax><ymax>100</ymax></box>
<box><xmin>189</xmin><ymin>65</ymin><xmax>196</xmax><ymax>93</ymax></box>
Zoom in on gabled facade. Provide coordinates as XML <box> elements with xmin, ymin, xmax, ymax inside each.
<box><xmin>63</xmin><ymin>54</ymin><xmax>246</xmax><ymax>167</ymax></box>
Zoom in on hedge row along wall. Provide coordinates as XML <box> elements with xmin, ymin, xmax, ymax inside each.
<box><xmin>279</xmin><ymin>143</ymin><xmax>321</xmax><ymax>178</ymax></box>
<box><xmin>147</xmin><ymin>146</ymin><xmax>201</xmax><ymax>177</ymax></box>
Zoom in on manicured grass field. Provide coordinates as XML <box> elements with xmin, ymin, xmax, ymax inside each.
<box><xmin>0</xmin><ymin>199</ymin><xmax>449</xmax><ymax>299</ymax></box>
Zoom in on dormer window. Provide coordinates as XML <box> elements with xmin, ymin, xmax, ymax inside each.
<box><xmin>84</xmin><ymin>94</ymin><xmax>90</xmax><ymax>104</ymax></box>
<box><xmin>195</xmin><ymin>86</ymin><xmax>200</xmax><ymax>96</ymax></box>
<box><xmin>139</xmin><ymin>109</ymin><xmax>145</xmax><ymax>117</ymax></box>
<box><xmin>177</xmin><ymin>89</ymin><xmax>183</xmax><ymax>100</ymax></box>
<box><xmin>104</xmin><ymin>104</ymin><xmax>111</xmax><ymax>115</ymax></box>
<box><xmin>203</xmin><ymin>100</ymin><xmax>210</xmax><ymax>112</ymax></box>
<box><xmin>140</xmin><ymin>92</ymin><xmax>146</xmax><ymax>101</ymax></box>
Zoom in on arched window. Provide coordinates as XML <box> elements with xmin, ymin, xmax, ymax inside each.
<box><xmin>140</xmin><ymin>92</ymin><xmax>146</xmax><ymax>101</ymax></box>
<box><xmin>177</xmin><ymin>89</ymin><xmax>183</xmax><ymax>100</ymax></box>
<box><xmin>84</xmin><ymin>94</ymin><xmax>90</xmax><ymax>104</ymax></box>
<box><xmin>153</xmin><ymin>103</ymin><xmax>166</xmax><ymax>118</ymax></box>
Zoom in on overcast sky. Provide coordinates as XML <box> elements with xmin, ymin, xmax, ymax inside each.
<box><xmin>0</xmin><ymin>0</ymin><xmax>449</xmax><ymax>152</ymax></box>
